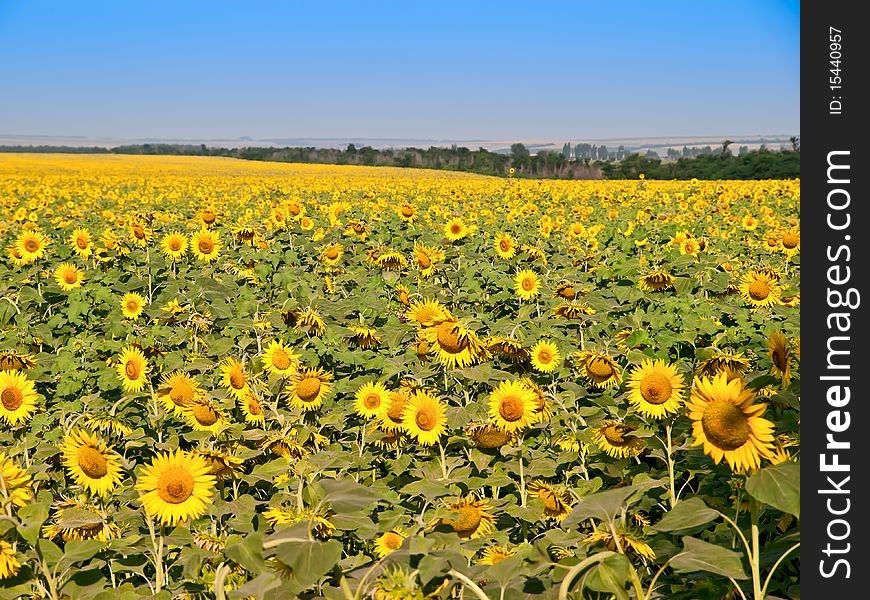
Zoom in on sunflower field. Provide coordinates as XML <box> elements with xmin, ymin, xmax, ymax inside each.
<box><xmin>0</xmin><ymin>154</ymin><xmax>800</xmax><ymax>599</ymax></box>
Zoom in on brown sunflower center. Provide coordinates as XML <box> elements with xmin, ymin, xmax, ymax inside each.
<box><xmin>498</xmin><ymin>395</ymin><xmax>525</xmax><ymax>422</ymax></box>
<box><xmin>748</xmin><ymin>279</ymin><xmax>771</xmax><ymax>301</ymax></box>
<box><xmin>168</xmin><ymin>238</ymin><xmax>182</xmax><ymax>251</ymax></box>
<box><xmin>157</xmin><ymin>467</ymin><xmax>195</xmax><ymax>504</ymax></box>
<box><xmin>436</xmin><ymin>321</ymin><xmax>466</xmax><ymax>354</ymax></box>
<box><xmin>401</xmin><ymin>206</ymin><xmax>414</xmax><ymax>217</ymax></box>
<box><xmin>537</xmin><ymin>349</ymin><xmax>553</xmax><ymax>364</ymax></box>
<box><xmin>296</xmin><ymin>377</ymin><xmax>321</xmax><ymax>403</ymax></box>
<box><xmin>77</xmin><ymin>445</ymin><xmax>108</xmax><ymax>479</ymax></box>
<box><xmin>325</xmin><ymin>247</ymin><xmax>339</xmax><ymax>260</ymax></box>
<box><xmin>364</xmin><ymin>393</ymin><xmax>381</xmax><ymax>410</ymax></box>
<box><xmin>417</xmin><ymin>253</ymin><xmax>432</xmax><ymax>268</ymax></box>
<box><xmin>472</xmin><ymin>426</ymin><xmax>510</xmax><ymax>448</ymax></box>
<box><xmin>414</xmin><ymin>406</ymin><xmax>436</xmax><ymax>431</ymax></box>
<box><xmin>246</xmin><ymin>396</ymin><xmax>262</xmax><ymax>415</ymax></box>
<box><xmin>387</xmin><ymin>396</ymin><xmax>407</xmax><ymax>423</ymax></box>
<box><xmin>192</xmin><ymin>404</ymin><xmax>219</xmax><ymax>426</ymax></box>
<box><xmin>450</xmin><ymin>224</ymin><xmax>462</xmax><ymax>235</ymax></box>
<box><xmin>353</xmin><ymin>223</ymin><xmax>365</xmax><ymax>233</ymax></box>
<box><xmin>271</xmin><ymin>349</ymin><xmax>292</xmax><ymax>370</ymax></box>
<box><xmin>701</xmin><ymin>401</ymin><xmax>751</xmax><ymax>451</ymax></box>
<box><xmin>125</xmin><ymin>359</ymin><xmax>141</xmax><ymax>380</ymax></box>
<box><xmin>229</xmin><ymin>369</ymin><xmax>246</xmax><ymax>390</ymax></box>
<box><xmin>499</xmin><ymin>239</ymin><xmax>511</xmax><ymax>252</ymax></box>
<box><xmin>639</xmin><ymin>373</ymin><xmax>673</xmax><ymax>405</ymax></box>
<box><xmin>202</xmin><ymin>210</ymin><xmax>216</xmax><ymax>224</ymax></box>
<box><xmin>76</xmin><ymin>237</ymin><xmax>89</xmax><ymax>249</ymax></box>
<box><xmin>1</xmin><ymin>386</ymin><xmax>23</xmax><ymax>410</ymax></box>
<box><xmin>521</xmin><ymin>277</ymin><xmax>535</xmax><ymax>291</ymax></box>
<box><xmin>539</xmin><ymin>489</ymin><xmax>562</xmax><ymax>511</ymax></box>
<box><xmin>603</xmin><ymin>425</ymin><xmax>633</xmax><ymax>446</ymax></box>
<box><xmin>132</xmin><ymin>226</ymin><xmax>146</xmax><ymax>239</ymax></box>
<box><xmin>126</xmin><ymin>299</ymin><xmax>140</xmax><ymax>313</ymax></box>
<box><xmin>24</xmin><ymin>239</ymin><xmax>39</xmax><ymax>252</ymax></box>
<box><xmin>449</xmin><ymin>505</ymin><xmax>482</xmax><ymax>537</ymax></box>
<box><xmin>288</xmin><ymin>204</ymin><xmax>300</xmax><ymax>216</ymax></box>
<box><xmin>198</xmin><ymin>238</ymin><xmax>214</xmax><ymax>254</ymax></box>
<box><xmin>587</xmin><ymin>357</ymin><xmax>614</xmax><ymax>378</ymax></box>
<box><xmin>782</xmin><ymin>233</ymin><xmax>800</xmax><ymax>249</ymax></box>
<box><xmin>63</xmin><ymin>269</ymin><xmax>79</xmax><ymax>284</ymax></box>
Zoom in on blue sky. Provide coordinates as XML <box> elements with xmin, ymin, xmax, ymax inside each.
<box><xmin>0</xmin><ymin>0</ymin><xmax>799</xmax><ymax>140</ymax></box>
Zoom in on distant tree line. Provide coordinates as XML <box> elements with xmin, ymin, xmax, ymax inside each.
<box><xmin>601</xmin><ymin>145</ymin><xmax>800</xmax><ymax>180</ymax></box>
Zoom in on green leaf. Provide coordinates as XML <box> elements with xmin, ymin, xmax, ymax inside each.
<box><xmin>17</xmin><ymin>494</ymin><xmax>51</xmax><ymax>545</ymax></box>
<box><xmin>225</xmin><ymin>532</ymin><xmax>265</xmax><ymax>575</ymax></box>
<box><xmin>562</xmin><ymin>478</ymin><xmax>665</xmax><ymax>526</ymax></box>
<box><xmin>746</xmin><ymin>461</ymin><xmax>800</xmax><ymax>517</ymax></box>
<box><xmin>670</xmin><ymin>536</ymin><xmax>748</xmax><ymax>579</ymax></box>
<box><xmin>272</xmin><ymin>539</ymin><xmax>343</xmax><ymax>591</ymax></box>
<box><xmin>56</xmin><ymin>506</ymin><xmax>104</xmax><ymax>529</ymax></box>
<box><xmin>584</xmin><ymin>553</ymin><xmax>631</xmax><ymax>600</ymax></box>
<box><xmin>59</xmin><ymin>539</ymin><xmax>105</xmax><ymax>568</ymax></box>
<box><xmin>653</xmin><ymin>497</ymin><xmax>719</xmax><ymax>532</ymax></box>
<box><xmin>60</xmin><ymin>568</ymin><xmax>107</xmax><ymax>600</ymax></box>
<box><xmin>317</xmin><ymin>477</ymin><xmax>381</xmax><ymax>513</ymax></box>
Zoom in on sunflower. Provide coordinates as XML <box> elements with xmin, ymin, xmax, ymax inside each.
<box><xmin>120</xmin><ymin>292</ymin><xmax>147</xmax><ymax>320</ymax></box>
<box><xmin>522</xmin><ymin>244</ymin><xmax>547</xmax><ymax>264</ymax></box>
<box><xmin>530</xmin><ymin>340</ymin><xmax>561</xmax><ymax>373</ymax></box>
<box><xmin>488</xmin><ymin>380</ymin><xmax>540</xmax><ymax>432</ymax></box>
<box><xmin>494</xmin><ymin>232</ymin><xmax>516</xmax><ymax>259</ymax></box>
<box><xmin>161</xmin><ymin>232</ymin><xmax>188</xmax><ymax>261</ymax></box>
<box><xmin>584</xmin><ymin>528</ymin><xmax>656</xmax><ymax>563</ymax></box>
<box><xmin>680</xmin><ymin>237</ymin><xmax>701</xmax><ymax>256</ymax></box>
<box><xmin>574</xmin><ymin>350</ymin><xmax>622</xmax><ymax>388</ymax></box>
<box><xmin>553</xmin><ymin>303</ymin><xmax>596</xmax><ymax>319</ymax></box>
<box><xmin>626</xmin><ymin>359</ymin><xmax>685</xmax><ymax>418</ymax></box>
<box><xmin>397</xmin><ymin>203</ymin><xmax>418</xmax><ymax>223</ymax></box>
<box><xmin>521</xmin><ymin>376</ymin><xmax>552</xmax><ymax>420</ymax></box>
<box><xmin>0</xmin><ymin>352</ymin><xmax>37</xmax><ymax>371</ymax></box>
<box><xmin>767</xmin><ymin>331</ymin><xmax>792</xmax><ymax>387</ymax></box>
<box><xmin>84</xmin><ymin>414</ymin><xmax>134</xmax><ymax>438</ymax></box>
<box><xmin>192</xmin><ymin>531</ymin><xmax>225</xmax><ymax>552</ymax></box>
<box><xmin>419</xmin><ymin>315</ymin><xmax>488</xmax><ymax>369</ymax></box>
<box><xmin>486</xmin><ymin>336</ymin><xmax>529</xmax><ymax>363</ymax></box>
<box><xmin>136</xmin><ymin>449</ymin><xmax>216</xmax><ymax>526</ymax></box>
<box><xmin>16</xmin><ymin>230</ymin><xmax>49</xmax><ymax>263</ymax></box>
<box><xmin>293</xmin><ymin>307</ymin><xmax>327</xmax><ymax>336</ymax></box>
<box><xmin>373</xmin><ymin>249</ymin><xmax>408</xmax><ymax>270</ymax></box>
<box><xmin>41</xmin><ymin>500</ymin><xmax>123</xmax><ymax>542</ymax></box>
<box><xmin>379</xmin><ymin>390</ymin><xmax>410</xmax><ymax>433</ymax></box>
<box><xmin>0</xmin><ymin>453</ymin><xmax>32</xmax><ymax>508</ymax></box>
<box><xmin>396</xmin><ymin>283</ymin><xmax>411</xmax><ymax>306</ymax></box>
<box><xmin>260</xmin><ymin>432</ymin><xmax>308</xmax><ymax>459</ymax></box>
<box><xmin>0</xmin><ymin>541</ymin><xmax>20</xmax><ymax>581</ymax></box>
<box><xmin>60</xmin><ymin>429</ymin><xmax>123</xmax><ymax>497</ymax></box>
<box><xmin>219</xmin><ymin>357</ymin><xmax>250</xmax><ymax>399</ymax></box>
<box><xmin>354</xmin><ymin>381</ymin><xmax>390</xmax><ymax>419</ymax></box>
<box><xmin>527</xmin><ymin>480</ymin><xmax>573</xmax><ymax>521</ymax></box>
<box><xmin>199</xmin><ymin>208</ymin><xmax>219</xmax><ymax>227</ymax></box>
<box><xmin>412</xmin><ymin>242</ymin><xmax>443</xmax><ymax>277</ymax></box>
<box><xmin>191</xmin><ymin>229</ymin><xmax>221</xmax><ymax>262</ymax></box>
<box><xmin>779</xmin><ymin>229</ymin><xmax>800</xmax><ymax>257</ymax></box>
<box><xmin>195</xmin><ymin>449</ymin><xmax>244</xmax><ymax>479</ymax></box>
<box><xmin>475</xmin><ymin>546</ymin><xmax>516</xmax><ymax>565</ymax></box>
<box><xmin>444</xmin><ymin>217</ymin><xmax>469</xmax><ymax>241</ymax></box>
<box><xmin>6</xmin><ymin>243</ymin><xmax>28</xmax><ymax>267</ymax></box>
<box><xmin>695</xmin><ymin>351</ymin><xmax>752</xmax><ymax>379</ymax></box>
<box><xmin>638</xmin><ymin>269</ymin><xmax>675</xmax><ymax>292</ymax></box>
<box><xmin>405</xmin><ymin>298</ymin><xmax>448</xmax><ymax>327</ymax></box>
<box><xmin>592</xmin><ymin>421</ymin><xmax>645</xmax><ymax>458</ymax></box>
<box><xmin>128</xmin><ymin>221</ymin><xmax>153</xmax><ymax>247</ymax></box>
<box><xmin>321</xmin><ymin>243</ymin><xmax>343</xmax><ymax>266</ymax></box>
<box><xmin>116</xmin><ymin>346</ymin><xmax>148</xmax><ymax>393</ymax></box>
<box><xmin>263</xmin><ymin>506</ymin><xmax>335</xmax><ymax>538</ymax></box>
<box><xmin>439</xmin><ymin>497</ymin><xmax>496</xmax><ymax>539</ymax></box>
<box><xmin>0</xmin><ymin>369</ymin><xmax>39</xmax><ymax>426</ymax></box>
<box><xmin>553</xmin><ymin>432</ymin><xmax>581</xmax><ymax>453</ymax></box>
<box><xmin>287</xmin><ymin>368</ymin><xmax>333</xmax><ymax>410</ymax></box>
<box><xmin>402</xmin><ymin>390</ymin><xmax>448</xmax><ymax>446</ymax></box>
<box><xmin>739</xmin><ymin>269</ymin><xmax>782</xmax><ymax>309</ymax></box>
<box><xmin>514</xmin><ymin>269</ymin><xmax>541</xmax><ymax>301</ymax></box>
<box><xmin>373</xmin><ymin>529</ymin><xmax>406</xmax><ymax>558</ymax></box>
<box><xmin>238</xmin><ymin>390</ymin><xmax>265</xmax><ymax>425</ymax></box>
<box><xmin>54</xmin><ymin>262</ymin><xmax>85</xmax><ymax>291</ymax></box>
<box><xmin>348</xmin><ymin>325</ymin><xmax>381</xmax><ymax>349</ymax></box>
<box><xmin>183</xmin><ymin>399</ymin><xmax>228</xmax><ymax>433</ymax></box>
<box><xmin>686</xmin><ymin>373</ymin><xmax>776</xmax><ymax>472</ymax></box>
<box><xmin>465</xmin><ymin>422</ymin><xmax>515</xmax><ymax>449</ymax></box>
<box><xmin>156</xmin><ymin>371</ymin><xmax>203</xmax><ymax>416</ymax></box>
<box><xmin>261</xmin><ymin>340</ymin><xmax>300</xmax><ymax>377</ymax></box>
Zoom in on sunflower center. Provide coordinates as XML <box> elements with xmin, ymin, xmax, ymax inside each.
<box><xmin>401</xmin><ymin>206</ymin><xmax>414</xmax><ymax>217</ymax></box>
<box><xmin>537</xmin><ymin>349</ymin><xmax>553</xmax><ymax>364</ymax></box>
<box><xmin>192</xmin><ymin>404</ymin><xmax>219</xmax><ymax>426</ymax></box>
<box><xmin>202</xmin><ymin>210</ymin><xmax>216</xmax><ymax>224</ymax></box>
<box><xmin>229</xmin><ymin>369</ymin><xmax>246</xmax><ymax>390</ymax></box>
<box><xmin>384</xmin><ymin>531</ymin><xmax>403</xmax><ymax>549</ymax></box>
<box><xmin>364</xmin><ymin>393</ymin><xmax>381</xmax><ymax>410</ymax></box>
<box><xmin>198</xmin><ymin>239</ymin><xmax>214</xmax><ymax>254</ymax></box>
<box><xmin>169</xmin><ymin>238</ymin><xmax>182</xmax><ymax>251</ymax></box>
<box><xmin>133</xmin><ymin>226</ymin><xmax>146</xmax><ymax>239</ymax></box>
<box><xmin>1</xmin><ymin>387</ymin><xmax>23</xmax><ymax>410</ymax></box>
<box><xmin>170</xmin><ymin>379</ymin><xmax>196</xmax><ymax>405</ymax></box>
<box><xmin>499</xmin><ymin>239</ymin><xmax>511</xmax><ymax>251</ymax></box>
<box><xmin>782</xmin><ymin>233</ymin><xmax>800</xmax><ymax>249</ymax></box>
<box><xmin>587</xmin><ymin>357</ymin><xmax>613</xmax><ymax>378</ymax></box>
<box><xmin>498</xmin><ymin>395</ymin><xmax>525</xmax><ymax>422</ymax></box>
<box><xmin>603</xmin><ymin>425</ymin><xmax>632</xmax><ymax>446</ymax></box>
<box><xmin>76</xmin><ymin>237</ymin><xmax>89</xmax><ymax>249</ymax></box>
<box><xmin>247</xmin><ymin>397</ymin><xmax>262</xmax><ymax>415</ymax></box>
<box><xmin>772</xmin><ymin>347</ymin><xmax>789</xmax><ymax>371</ymax></box>
<box><xmin>353</xmin><ymin>223</ymin><xmax>365</xmax><ymax>233</ymax></box>
<box><xmin>559</xmin><ymin>286</ymin><xmax>575</xmax><ymax>299</ymax></box>
<box><xmin>296</xmin><ymin>377</ymin><xmax>321</xmax><ymax>403</ymax></box>
<box><xmin>63</xmin><ymin>270</ymin><xmax>79</xmax><ymax>284</ymax></box>
<box><xmin>24</xmin><ymin>239</ymin><xmax>39</xmax><ymax>252</ymax></box>
<box><xmin>521</xmin><ymin>277</ymin><xmax>535</xmax><ymax>291</ymax></box>
<box><xmin>271</xmin><ymin>349</ymin><xmax>292</xmax><ymax>370</ymax></box>
<box><xmin>125</xmin><ymin>360</ymin><xmax>141</xmax><ymax>380</ymax></box>
<box><xmin>325</xmin><ymin>247</ymin><xmax>339</xmax><ymax>260</ymax></box>
<box><xmin>450</xmin><ymin>505</ymin><xmax>482</xmax><ymax>536</ymax></box>
<box><xmin>288</xmin><ymin>204</ymin><xmax>300</xmax><ymax>216</ymax></box>
<box><xmin>540</xmin><ymin>490</ymin><xmax>562</xmax><ymax>511</ymax></box>
<box><xmin>126</xmin><ymin>299</ymin><xmax>140</xmax><ymax>313</ymax></box>
<box><xmin>77</xmin><ymin>445</ymin><xmax>108</xmax><ymax>479</ymax></box>
<box><xmin>473</xmin><ymin>426</ymin><xmax>510</xmax><ymax>448</ymax></box>
<box><xmin>748</xmin><ymin>280</ymin><xmax>770</xmax><ymax>301</ymax></box>
<box><xmin>639</xmin><ymin>373</ymin><xmax>673</xmax><ymax>405</ymax></box>
<box><xmin>417</xmin><ymin>253</ymin><xmax>432</xmax><ymax>268</ymax></box>
<box><xmin>701</xmin><ymin>401</ymin><xmax>751</xmax><ymax>451</ymax></box>
<box><xmin>450</xmin><ymin>224</ymin><xmax>462</xmax><ymax>235</ymax></box>
<box><xmin>436</xmin><ymin>321</ymin><xmax>465</xmax><ymax>354</ymax></box>
<box><xmin>415</xmin><ymin>406</ymin><xmax>436</xmax><ymax>431</ymax></box>
<box><xmin>157</xmin><ymin>467</ymin><xmax>195</xmax><ymax>504</ymax></box>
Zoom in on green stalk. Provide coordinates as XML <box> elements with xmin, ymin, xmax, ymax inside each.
<box><xmin>749</xmin><ymin>498</ymin><xmax>762</xmax><ymax>600</ymax></box>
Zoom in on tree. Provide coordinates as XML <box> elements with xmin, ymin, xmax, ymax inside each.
<box><xmin>510</xmin><ymin>143</ymin><xmax>530</xmax><ymax>161</ymax></box>
<box><xmin>721</xmin><ymin>139</ymin><xmax>733</xmax><ymax>155</ymax></box>
<box><xmin>789</xmin><ymin>136</ymin><xmax>800</xmax><ymax>151</ymax></box>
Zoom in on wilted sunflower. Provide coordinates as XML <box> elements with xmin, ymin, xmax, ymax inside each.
<box><xmin>261</xmin><ymin>340</ymin><xmax>300</xmax><ymax>377</ymax></box>
<box><xmin>487</xmin><ymin>379</ymin><xmax>540</xmax><ymax>432</ymax></box>
<box><xmin>373</xmin><ymin>249</ymin><xmax>408</xmax><ymax>270</ymax></box>
<box><xmin>354</xmin><ymin>381</ymin><xmax>390</xmax><ymax>419</ymax></box>
<box><xmin>514</xmin><ymin>269</ymin><xmax>542</xmax><ymax>300</ymax></box>
<box><xmin>183</xmin><ymin>399</ymin><xmax>228</xmax><ymax>433</ymax></box>
<box><xmin>293</xmin><ymin>307</ymin><xmax>326</xmax><ymax>336</ymax></box>
<box><xmin>638</xmin><ymin>269</ymin><xmax>675</xmax><ymax>292</ymax></box>
<box><xmin>527</xmin><ymin>480</ymin><xmax>573</xmax><ymax>521</ymax></box>
<box><xmin>195</xmin><ymin>449</ymin><xmax>244</xmax><ymax>479</ymax></box>
<box><xmin>54</xmin><ymin>262</ymin><xmax>85</xmax><ymax>291</ymax></box>
<box><xmin>402</xmin><ymin>390</ymin><xmax>447</xmax><ymax>446</ymax></box>
<box><xmin>439</xmin><ymin>497</ymin><xmax>496</xmax><ymax>539</ymax></box>
<box><xmin>190</xmin><ymin>229</ymin><xmax>221</xmax><ymax>262</ymax></box>
<box><xmin>584</xmin><ymin>528</ymin><xmax>656</xmax><ymax>563</ymax></box>
<box><xmin>260</xmin><ymin>432</ymin><xmax>308</xmax><ymax>459</ymax></box>
<box><xmin>396</xmin><ymin>203</ymin><xmax>418</xmax><ymax>222</ymax></box>
<box><xmin>0</xmin><ymin>453</ymin><xmax>32</xmax><ymax>508</ymax></box>
<box><xmin>0</xmin><ymin>352</ymin><xmax>37</xmax><ymax>371</ymax></box>
<box><xmin>0</xmin><ymin>541</ymin><xmax>20</xmax><ymax>581</ymax></box>
<box><xmin>61</xmin><ymin>429</ymin><xmax>123</xmax><ymax>497</ymax></box>
<box><xmin>739</xmin><ymin>269</ymin><xmax>782</xmax><ymax>308</ymax></box>
<box><xmin>160</xmin><ymin>232</ymin><xmax>188</xmax><ymax>261</ymax></box>
<box><xmin>373</xmin><ymin>529</ymin><xmax>406</xmax><ymax>558</ymax></box>
<box><xmin>465</xmin><ymin>422</ymin><xmax>516</xmax><ymax>449</ymax></box>
<box><xmin>136</xmin><ymin>449</ymin><xmax>216</xmax><ymax>526</ymax></box>
<box><xmin>553</xmin><ymin>303</ymin><xmax>596</xmax><ymax>319</ymax></box>
<box><xmin>444</xmin><ymin>217</ymin><xmax>469</xmax><ymax>241</ymax></box>
<box><xmin>219</xmin><ymin>357</ymin><xmax>250</xmax><ymax>399</ymax></box>
<box><xmin>16</xmin><ymin>230</ymin><xmax>49</xmax><ymax>262</ymax></box>
<box><xmin>120</xmin><ymin>292</ymin><xmax>147</xmax><ymax>320</ymax></box>
<box><xmin>84</xmin><ymin>414</ymin><xmax>134</xmax><ymax>438</ymax></box>
<box><xmin>574</xmin><ymin>350</ymin><xmax>622</xmax><ymax>388</ymax></box>
<box><xmin>419</xmin><ymin>315</ymin><xmax>488</xmax><ymax>369</ymax></box>
<box><xmin>475</xmin><ymin>545</ymin><xmax>516</xmax><ymax>565</ymax></box>
<box><xmin>369</xmin><ymin>423</ymin><xmax>405</xmax><ymax>449</ymax></box>
<box><xmin>554</xmin><ymin>282</ymin><xmax>583</xmax><ymax>300</ymax></box>
<box><xmin>530</xmin><ymin>340</ymin><xmax>561</xmax><ymax>373</ymax></box>
<box><xmin>767</xmin><ymin>331</ymin><xmax>792</xmax><ymax>387</ymax></box>
<box><xmin>263</xmin><ymin>506</ymin><xmax>335</xmax><ymax>538</ymax></box>
<box><xmin>42</xmin><ymin>500</ymin><xmax>122</xmax><ymax>542</ymax></box>
<box><xmin>412</xmin><ymin>242</ymin><xmax>444</xmax><ymax>277</ymax></box>
<box><xmin>348</xmin><ymin>325</ymin><xmax>381</xmax><ymax>349</ymax></box>
<box><xmin>553</xmin><ymin>432</ymin><xmax>581</xmax><ymax>453</ymax></box>
<box><xmin>116</xmin><ymin>346</ymin><xmax>148</xmax><ymax>393</ymax></box>
<box><xmin>626</xmin><ymin>359</ymin><xmax>685</xmax><ymax>418</ymax></box>
<box><xmin>522</xmin><ymin>244</ymin><xmax>548</xmax><ymax>264</ymax></box>
<box><xmin>592</xmin><ymin>421</ymin><xmax>645</xmax><ymax>458</ymax></box>
<box><xmin>695</xmin><ymin>351</ymin><xmax>751</xmax><ymax>379</ymax></box>
<box><xmin>287</xmin><ymin>368</ymin><xmax>333</xmax><ymax>410</ymax></box>
<box><xmin>405</xmin><ymin>298</ymin><xmax>448</xmax><ymax>327</ymax></box>
<box><xmin>0</xmin><ymin>369</ymin><xmax>39</xmax><ymax>426</ymax></box>
<box><xmin>486</xmin><ymin>336</ymin><xmax>529</xmax><ymax>363</ymax></box>
<box><xmin>494</xmin><ymin>232</ymin><xmax>516</xmax><ymax>259</ymax></box>
<box><xmin>686</xmin><ymin>373</ymin><xmax>776</xmax><ymax>472</ymax></box>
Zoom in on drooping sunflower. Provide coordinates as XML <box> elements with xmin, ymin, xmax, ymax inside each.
<box><xmin>767</xmin><ymin>330</ymin><xmax>792</xmax><ymax>387</ymax></box>
<box><xmin>695</xmin><ymin>351</ymin><xmax>752</xmax><ymax>379</ymax></box>
<box><xmin>486</xmin><ymin>336</ymin><xmax>529</xmax><ymax>363</ymax></box>
<box><xmin>584</xmin><ymin>528</ymin><xmax>656</xmax><ymax>563</ymax></box>
<box><xmin>54</xmin><ymin>262</ymin><xmax>85</xmax><ymax>291</ymax></box>
<box><xmin>592</xmin><ymin>421</ymin><xmax>645</xmax><ymax>458</ymax></box>
<box><xmin>373</xmin><ymin>529</ymin><xmax>406</xmax><ymax>558</ymax></box>
<box><xmin>369</xmin><ymin>423</ymin><xmax>405</xmax><ymax>450</ymax></box>
<box><xmin>527</xmin><ymin>480</ymin><xmax>573</xmax><ymax>521</ymax></box>
<box><xmin>219</xmin><ymin>357</ymin><xmax>250</xmax><ymax>399</ymax></box>
<box><xmin>16</xmin><ymin>230</ymin><xmax>49</xmax><ymax>263</ymax></box>
<box><xmin>574</xmin><ymin>350</ymin><xmax>622</xmax><ymax>388</ymax></box>
<box><xmin>402</xmin><ymin>390</ymin><xmax>448</xmax><ymax>446</ymax></box>
<box><xmin>444</xmin><ymin>217</ymin><xmax>469</xmax><ymax>241</ymax></box>
<box><xmin>553</xmin><ymin>303</ymin><xmax>596</xmax><ymax>319</ymax></box>
<box><xmin>494</xmin><ymin>232</ymin><xmax>516</xmax><ymax>259</ymax></box>
<box><xmin>638</xmin><ymin>269</ymin><xmax>675</xmax><ymax>292</ymax></box>
<box><xmin>41</xmin><ymin>499</ymin><xmax>122</xmax><ymax>542</ymax></box>
<box><xmin>195</xmin><ymin>449</ymin><xmax>244</xmax><ymax>479</ymax></box>
<box><xmin>191</xmin><ymin>229</ymin><xmax>222</xmax><ymax>262</ymax></box>
<box><xmin>686</xmin><ymin>373</ymin><xmax>776</xmax><ymax>472</ymax></box>
<box><xmin>292</xmin><ymin>307</ymin><xmax>327</xmax><ymax>336</ymax></box>
<box><xmin>287</xmin><ymin>368</ymin><xmax>333</xmax><ymax>411</ymax></box>
<box><xmin>397</xmin><ymin>203</ymin><xmax>418</xmax><ymax>223</ymax></box>
<box><xmin>160</xmin><ymin>232</ymin><xmax>188</xmax><ymax>261</ymax></box>
<box><xmin>261</xmin><ymin>340</ymin><xmax>300</xmax><ymax>377</ymax></box>
<box><xmin>348</xmin><ymin>325</ymin><xmax>381</xmax><ymax>349</ymax></box>
<box><xmin>116</xmin><ymin>346</ymin><xmax>148</xmax><ymax>393</ymax></box>
<box><xmin>514</xmin><ymin>269</ymin><xmax>542</xmax><ymax>301</ymax></box>
<box><xmin>626</xmin><ymin>359</ymin><xmax>685</xmax><ymax>418</ymax></box>
<box><xmin>0</xmin><ymin>352</ymin><xmax>37</xmax><ymax>371</ymax></box>
<box><xmin>520</xmin><ymin>376</ymin><xmax>552</xmax><ymax>420</ymax></box>
<box><xmin>120</xmin><ymin>292</ymin><xmax>147</xmax><ymax>320</ymax></box>
<box><xmin>354</xmin><ymin>381</ymin><xmax>390</xmax><ymax>419</ymax></box>
<box><xmin>554</xmin><ymin>282</ymin><xmax>582</xmax><ymax>300</ymax></box>
<box><xmin>156</xmin><ymin>371</ymin><xmax>203</xmax><ymax>416</ymax></box>
<box><xmin>530</xmin><ymin>340</ymin><xmax>561</xmax><ymax>373</ymax></box>
<box><xmin>128</xmin><ymin>221</ymin><xmax>153</xmax><ymax>247</ymax></box>
<box><xmin>238</xmin><ymin>390</ymin><xmax>265</xmax><ymax>425</ymax></box>
<box><xmin>183</xmin><ymin>399</ymin><xmax>229</xmax><ymax>433</ymax></box>
<box><xmin>0</xmin><ymin>540</ymin><xmax>20</xmax><ymax>581</ymax></box>
<box><xmin>475</xmin><ymin>545</ymin><xmax>516</xmax><ymax>565</ymax></box>
<box><xmin>739</xmin><ymin>269</ymin><xmax>782</xmax><ymax>309</ymax></box>
<box><xmin>263</xmin><ymin>506</ymin><xmax>335</xmax><ymax>538</ymax></box>
<box><xmin>0</xmin><ymin>453</ymin><xmax>32</xmax><ymax>508</ymax></box>
<box><xmin>136</xmin><ymin>449</ymin><xmax>216</xmax><ymax>526</ymax></box>
<box><xmin>60</xmin><ymin>429</ymin><xmax>124</xmax><ymax>497</ymax></box>
<box><xmin>405</xmin><ymin>298</ymin><xmax>448</xmax><ymax>327</ymax></box>
<box><xmin>84</xmin><ymin>414</ymin><xmax>134</xmax><ymax>438</ymax></box>
<box><xmin>439</xmin><ymin>497</ymin><xmax>496</xmax><ymax>539</ymax></box>
<box><xmin>487</xmin><ymin>380</ymin><xmax>540</xmax><ymax>432</ymax></box>
<box><xmin>0</xmin><ymin>369</ymin><xmax>39</xmax><ymax>426</ymax></box>
<box><xmin>412</xmin><ymin>242</ymin><xmax>444</xmax><ymax>277</ymax></box>
<box><xmin>418</xmin><ymin>315</ymin><xmax>488</xmax><ymax>369</ymax></box>
<box><xmin>465</xmin><ymin>422</ymin><xmax>516</xmax><ymax>449</ymax></box>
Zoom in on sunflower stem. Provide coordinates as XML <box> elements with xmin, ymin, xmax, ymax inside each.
<box><xmin>518</xmin><ymin>445</ymin><xmax>527</xmax><ymax>508</ymax></box>
<box><xmin>438</xmin><ymin>442</ymin><xmax>448</xmax><ymax>480</ymax></box>
<box><xmin>749</xmin><ymin>497</ymin><xmax>762</xmax><ymax>600</ymax></box>
<box><xmin>665</xmin><ymin>422</ymin><xmax>677</xmax><ymax>508</ymax></box>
